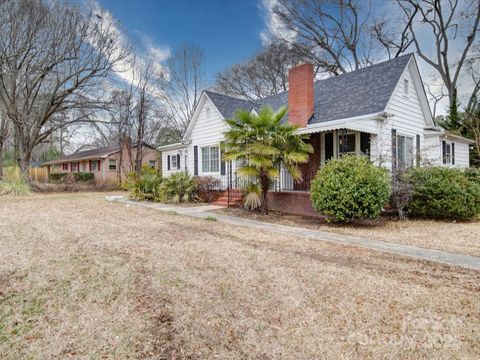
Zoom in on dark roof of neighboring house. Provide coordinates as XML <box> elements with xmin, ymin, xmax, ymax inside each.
<box><xmin>43</xmin><ymin>143</ymin><xmax>156</xmax><ymax>165</ymax></box>
<box><xmin>205</xmin><ymin>53</ymin><xmax>414</xmax><ymax>124</ymax></box>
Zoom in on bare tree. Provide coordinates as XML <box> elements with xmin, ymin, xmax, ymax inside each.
<box><xmin>215</xmin><ymin>42</ymin><xmax>310</xmax><ymax>101</ymax></box>
<box><xmin>392</xmin><ymin>0</ymin><xmax>480</xmax><ymax>111</ymax></box>
<box><xmin>162</xmin><ymin>45</ymin><xmax>206</xmax><ymax>134</ymax></box>
<box><xmin>0</xmin><ymin>0</ymin><xmax>126</xmax><ymax>179</ymax></box>
<box><xmin>0</xmin><ymin>108</ymin><xmax>8</xmax><ymax>179</ymax></box>
<box><xmin>273</xmin><ymin>0</ymin><xmax>380</xmax><ymax>75</ymax></box>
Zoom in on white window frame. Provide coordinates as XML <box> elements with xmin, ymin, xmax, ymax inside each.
<box><xmin>201</xmin><ymin>145</ymin><xmax>220</xmax><ymax>173</ymax></box>
<box><xmin>396</xmin><ymin>134</ymin><xmax>414</xmax><ymax>169</ymax></box>
<box><xmin>444</xmin><ymin>142</ymin><xmax>452</xmax><ymax>165</ymax></box>
<box><xmin>108</xmin><ymin>159</ymin><xmax>117</xmax><ymax>171</ymax></box>
<box><xmin>149</xmin><ymin>160</ymin><xmax>156</xmax><ymax>169</ymax></box>
<box><xmin>171</xmin><ymin>155</ymin><xmax>178</xmax><ymax>169</ymax></box>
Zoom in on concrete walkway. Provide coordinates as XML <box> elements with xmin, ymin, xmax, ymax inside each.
<box><xmin>107</xmin><ymin>196</ymin><xmax>480</xmax><ymax>271</ymax></box>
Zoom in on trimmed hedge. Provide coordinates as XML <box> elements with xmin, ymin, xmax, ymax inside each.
<box><xmin>310</xmin><ymin>156</ymin><xmax>391</xmax><ymax>222</ymax></box>
<box><xmin>73</xmin><ymin>172</ymin><xmax>94</xmax><ymax>182</ymax></box>
<box><xmin>406</xmin><ymin>167</ymin><xmax>480</xmax><ymax>220</ymax></box>
<box><xmin>48</xmin><ymin>173</ymin><xmax>68</xmax><ymax>182</ymax></box>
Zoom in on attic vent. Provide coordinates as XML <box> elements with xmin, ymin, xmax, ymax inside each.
<box><xmin>403</xmin><ymin>79</ymin><xmax>409</xmax><ymax>97</ymax></box>
<box><xmin>206</xmin><ymin>107</ymin><xmax>211</xmax><ymax>118</ymax></box>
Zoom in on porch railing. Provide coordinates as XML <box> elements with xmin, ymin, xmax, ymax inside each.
<box><xmin>277</xmin><ymin>170</ymin><xmax>317</xmax><ymax>192</ymax></box>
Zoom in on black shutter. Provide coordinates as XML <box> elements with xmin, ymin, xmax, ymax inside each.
<box><xmin>442</xmin><ymin>141</ymin><xmax>447</xmax><ymax>164</ymax></box>
<box><xmin>416</xmin><ymin>134</ymin><xmax>421</xmax><ymax>167</ymax></box>
<box><xmin>220</xmin><ymin>142</ymin><xmax>226</xmax><ymax>175</ymax></box>
<box><xmin>194</xmin><ymin>146</ymin><xmax>198</xmax><ymax>175</ymax></box>
<box><xmin>452</xmin><ymin>143</ymin><xmax>455</xmax><ymax>165</ymax></box>
<box><xmin>176</xmin><ymin>154</ymin><xmax>180</xmax><ymax>169</ymax></box>
<box><xmin>391</xmin><ymin>129</ymin><xmax>397</xmax><ymax>171</ymax></box>
<box><xmin>167</xmin><ymin>155</ymin><xmax>170</xmax><ymax>170</ymax></box>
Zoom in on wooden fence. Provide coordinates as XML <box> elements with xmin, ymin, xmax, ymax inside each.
<box><xmin>1</xmin><ymin>166</ymin><xmax>48</xmax><ymax>182</ymax></box>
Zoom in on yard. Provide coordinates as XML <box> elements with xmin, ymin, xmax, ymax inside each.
<box><xmin>217</xmin><ymin>208</ymin><xmax>480</xmax><ymax>257</ymax></box>
<box><xmin>1</xmin><ymin>193</ymin><xmax>479</xmax><ymax>359</ymax></box>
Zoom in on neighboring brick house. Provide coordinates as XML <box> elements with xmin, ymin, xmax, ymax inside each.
<box><xmin>43</xmin><ymin>144</ymin><xmax>159</xmax><ymax>184</ymax></box>
<box><xmin>159</xmin><ymin>54</ymin><xmax>474</xmax><ymax>215</ymax></box>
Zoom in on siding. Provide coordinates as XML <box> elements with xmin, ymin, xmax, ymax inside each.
<box><xmin>382</xmin><ymin>62</ymin><xmax>428</xmax><ymax>169</ymax></box>
<box><xmin>453</xmin><ymin>142</ymin><xmax>470</xmax><ymax>168</ymax></box>
<box><xmin>186</xmin><ymin>96</ymin><xmax>229</xmax><ymax>177</ymax></box>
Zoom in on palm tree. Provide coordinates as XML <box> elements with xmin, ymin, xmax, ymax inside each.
<box><xmin>223</xmin><ymin>105</ymin><xmax>313</xmax><ymax>214</ymax></box>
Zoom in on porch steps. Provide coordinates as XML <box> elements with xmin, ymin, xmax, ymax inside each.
<box><xmin>212</xmin><ymin>191</ymin><xmax>243</xmax><ymax>208</ymax></box>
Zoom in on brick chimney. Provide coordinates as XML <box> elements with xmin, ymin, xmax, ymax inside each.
<box><xmin>288</xmin><ymin>63</ymin><xmax>314</xmax><ymax>127</ymax></box>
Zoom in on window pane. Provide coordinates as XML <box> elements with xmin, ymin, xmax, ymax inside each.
<box><xmin>406</xmin><ymin>137</ymin><xmax>414</xmax><ymax>167</ymax></box>
<box><xmin>339</xmin><ymin>133</ymin><xmax>356</xmax><ymax>155</ymax></box>
<box><xmin>446</xmin><ymin>144</ymin><xmax>451</xmax><ymax>164</ymax></box>
<box><xmin>109</xmin><ymin>160</ymin><xmax>116</xmax><ymax>170</ymax></box>
<box><xmin>397</xmin><ymin>136</ymin><xmax>406</xmax><ymax>168</ymax></box>
<box><xmin>202</xmin><ymin>147</ymin><xmax>209</xmax><ymax>172</ymax></box>
<box><xmin>210</xmin><ymin>146</ymin><xmax>219</xmax><ymax>172</ymax></box>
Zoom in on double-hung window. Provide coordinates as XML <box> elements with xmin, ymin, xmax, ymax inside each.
<box><xmin>396</xmin><ymin>135</ymin><xmax>414</xmax><ymax>169</ymax></box>
<box><xmin>171</xmin><ymin>155</ymin><xmax>178</xmax><ymax>169</ymax></box>
<box><xmin>109</xmin><ymin>159</ymin><xmax>117</xmax><ymax>171</ymax></box>
<box><xmin>201</xmin><ymin>145</ymin><xmax>219</xmax><ymax>173</ymax></box>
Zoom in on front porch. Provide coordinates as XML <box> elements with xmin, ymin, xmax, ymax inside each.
<box><xmin>276</xmin><ymin>129</ymin><xmax>373</xmax><ymax>192</ymax></box>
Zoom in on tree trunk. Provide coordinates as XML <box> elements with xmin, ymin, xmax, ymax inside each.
<box><xmin>18</xmin><ymin>156</ymin><xmax>29</xmax><ymax>183</ymax></box>
<box><xmin>260</xmin><ymin>174</ymin><xmax>270</xmax><ymax>215</ymax></box>
<box><xmin>0</xmin><ymin>141</ymin><xmax>4</xmax><ymax>180</ymax></box>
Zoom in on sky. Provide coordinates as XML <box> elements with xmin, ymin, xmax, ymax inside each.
<box><xmin>97</xmin><ymin>0</ymin><xmax>270</xmax><ymax>83</ymax></box>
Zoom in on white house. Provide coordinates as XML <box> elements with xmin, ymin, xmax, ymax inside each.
<box><xmin>159</xmin><ymin>54</ymin><xmax>474</xmax><ymax>215</ymax></box>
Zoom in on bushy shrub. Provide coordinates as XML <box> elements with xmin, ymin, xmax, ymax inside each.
<box><xmin>464</xmin><ymin>167</ymin><xmax>480</xmax><ymax>186</ymax></box>
<box><xmin>405</xmin><ymin>167</ymin><xmax>480</xmax><ymax>220</ymax></box>
<box><xmin>73</xmin><ymin>172</ymin><xmax>94</xmax><ymax>182</ymax></box>
<box><xmin>310</xmin><ymin>156</ymin><xmax>391</xmax><ymax>222</ymax></box>
<box><xmin>48</xmin><ymin>173</ymin><xmax>68</xmax><ymax>182</ymax></box>
<box><xmin>128</xmin><ymin>167</ymin><xmax>163</xmax><ymax>201</ymax></box>
<box><xmin>161</xmin><ymin>172</ymin><xmax>197</xmax><ymax>203</ymax></box>
<box><xmin>194</xmin><ymin>176</ymin><xmax>221</xmax><ymax>202</ymax></box>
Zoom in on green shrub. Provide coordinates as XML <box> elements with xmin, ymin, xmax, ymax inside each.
<box><xmin>464</xmin><ymin>167</ymin><xmax>480</xmax><ymax>186</ymax></box>
<box><xmin>128</xmin><ymin>168</ymin><xmax>163</xmax><ymax>201</ymax></box>
<box><xmin>48</xmin><ymin>173</ymin><xmax>68</xmax><ymax>182</ymax></box>
<box><xmin>0</xmin><ymin>179</ymin><xmax>31</xmax><ymax>196</ymax></box>
<box><xmin>161</xmin><ymin>172</ymin><xmax>197</xmax><ymax>203</ymax></box>
<box><xmin>406</xmin><ymin>167</ymin><xmax>480</xmax><ymax>220</ymax></box>
<box><xmin>310</xmin><ymin>156</ymin><xmax>391</xmax><ymax>222</ymax></box>
<box><xmin>73</xmin><ymin>172</ymin><xmax>94</xmax><ymax>182</ymax></box>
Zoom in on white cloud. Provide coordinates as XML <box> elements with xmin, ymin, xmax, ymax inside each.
<box><xmin>87</xmin><ymin>1</ymin><xmax>170</xmax><ymax>96</ymax></box>
<box><xmin>259</xmin><ymin>0</ymin><xmax>296</xmax><ymax>45</ymax></box>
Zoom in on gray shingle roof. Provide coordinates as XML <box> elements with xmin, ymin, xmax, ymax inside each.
<box><xmin>205</xmin><ymin>53</ymin><xmax>413</xmax><ymax>125</ymax></box>
<box><xmin>43</xmin><ymin>143</ymin><xmax>156</xmax><ymax>165</ymax></box>
<box><xmin>43</xmin><ymin>146</ymin><xmax>120</xmax><ymax>165</ymax></box>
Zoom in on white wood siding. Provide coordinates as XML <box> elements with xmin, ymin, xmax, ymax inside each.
<box><xmin>382</xmin><ymin>62</ymin><xmax>428</xmax><ymax>169</ymax></box>
<box><xmin>186</xmin><ymin>96</ymin><xmax>228</xmax><ymax>177</ymax></box>
<box><xmin>453</xmin><ymin>142</ymin><xmax>470</xmax><ymax>168</ymax></box>
<box><xmin>161</xmin><ymin>149</ymin><xmax>186</xmax><ymax>177</ymax></box>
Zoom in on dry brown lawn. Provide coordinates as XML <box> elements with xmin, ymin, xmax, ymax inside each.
<box><xmin>1</xmin><ymin>193</ymin><xmax>479</xmax><ymax>359</ymax></box>
<box><xmin>218</xmin><ymin>208</ymin><xmax>480</xmax><ymax>257</ymax></box>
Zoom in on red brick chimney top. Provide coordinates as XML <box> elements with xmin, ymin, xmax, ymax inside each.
<box><xmin>288</xmin><ymin>63</ymin><xmax>314</xmax><ymax>128</ymax></box>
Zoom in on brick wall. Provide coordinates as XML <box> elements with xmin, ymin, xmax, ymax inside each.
<box><xmin>267</xmin><ymin>191</ymin><xmax>320</xmax><ymax>217</ymax></box>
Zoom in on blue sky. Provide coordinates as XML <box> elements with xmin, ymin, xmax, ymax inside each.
<box><xmin>98</xmin><ymin>0</ymin><xmax>268</xmax><ymax>83</ymax></box>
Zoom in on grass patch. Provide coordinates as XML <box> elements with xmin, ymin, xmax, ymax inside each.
<box><xmin>204</xmin><ymin>215</ymin><xmax>217</xmax><ymax>221</ymax></box>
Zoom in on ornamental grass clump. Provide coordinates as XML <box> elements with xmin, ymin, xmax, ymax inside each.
<box><xmin>310</xmin><ymin>155</ymin><xmax>391</xmax><ymax>223</ymax></box>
